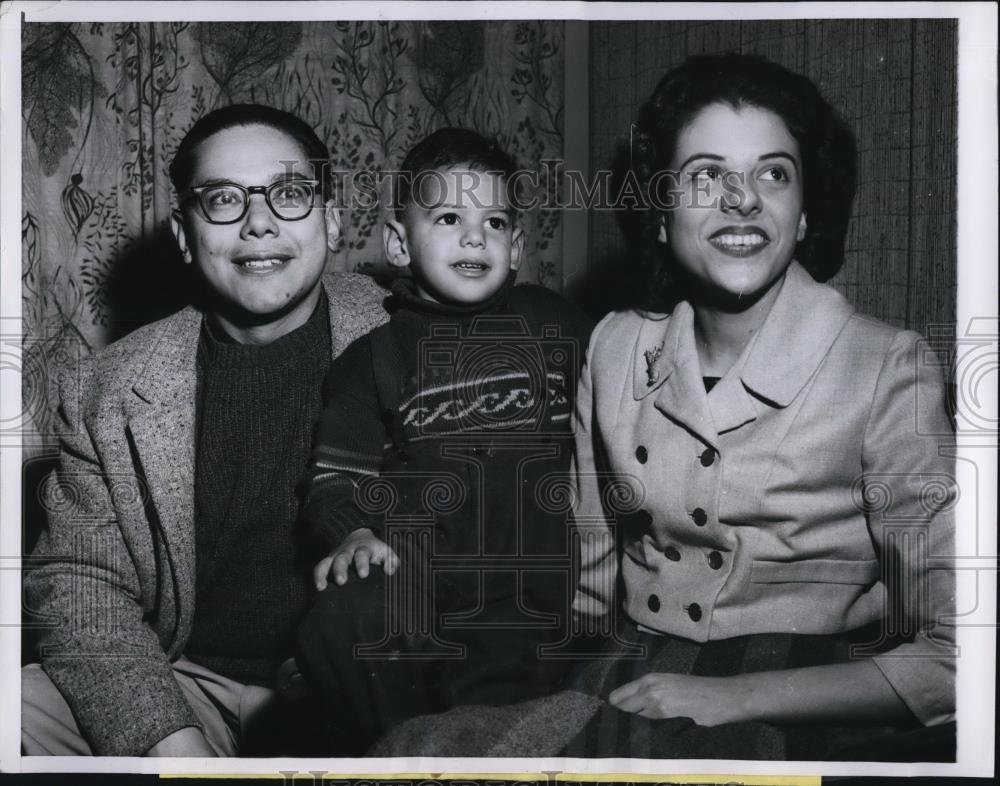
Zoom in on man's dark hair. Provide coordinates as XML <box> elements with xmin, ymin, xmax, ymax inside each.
<box><xmin>621</xmin><ymin>53</ymin><xmax>858</xmax><ymax>311</ymax></box>
<box><xmin>394</xmin><ymin>127</ymin><xmax>519</xmax><ymax>220</ymax></box>
<box><xmin>169</xmin><ymin>104</ymin><xmax>330</xmax><ymax>195</ymax></box>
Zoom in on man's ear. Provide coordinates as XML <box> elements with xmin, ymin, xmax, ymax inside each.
<box><xmin>509</xmin><ymin>227</ymin><xmax>525</xmax><ymax>271</ymax></box>
<box><xmin>169</xmin><ymin>210</ymin><xmax>193</xmax><ymax>265</ymax></box>
<box><xmin>383</xmin><ymin>219</ymin><xmax>410</xmax><ymax>268</ymax></box>
<box><xmin>324</xmin><ymin>200</ymin><xmax>343</xmax><ymax>253</ymax></box>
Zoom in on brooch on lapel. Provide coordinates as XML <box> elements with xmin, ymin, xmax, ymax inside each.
<box><xmin>643</xmin><ymin>343</ymin><xmax>663</xmax><ymax>387</ymax></box>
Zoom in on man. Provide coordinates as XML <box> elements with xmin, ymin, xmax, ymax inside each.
<box><xmin>21</xmin><ymin>105</ymin><xmax>387</xmax><ymax>757</ymax></box>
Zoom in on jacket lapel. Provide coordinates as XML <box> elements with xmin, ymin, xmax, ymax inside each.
<box><xmin>632</xmin><ymin>263</ymin><xmax>856</xmax><ymax>444</ymax></box>
<box><xmin>707</xmin><ymin>368</ymin><xmax>760</xmax><ymax>434</ymax></box>
<box><xmin>739</xmin><ymin>262</ymin><xmax>856</xmax><ymax>407</ymax></box>
<box><xmin>124</xmin><ymin>307</ymin><xmax>202</xmax><ymax>638</ymax></box>
<box><xmin>633</xmin><ymin>303</ymin><xmax>720</xmax><ymax>449</ymax></box>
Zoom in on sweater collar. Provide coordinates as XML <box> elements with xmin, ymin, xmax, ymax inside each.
<box><xmin>388</xmin><ymin>270</ymin><xmax>516</xmax><ymax>318</ymax></box>
<box><xmin>199</xmin><ymin>288</ymin><xmax>331</xmax><ymax>368</ymax></box>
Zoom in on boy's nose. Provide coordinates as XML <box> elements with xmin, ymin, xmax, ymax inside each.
<box><xmin>460</xmin><ymin>224</ymin><xmax>485</xmax><ymax>247</ymax></box>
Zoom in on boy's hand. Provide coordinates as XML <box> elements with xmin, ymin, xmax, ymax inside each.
<box><xmin>314</xmin><ymin>527</ymin><xmax>400</xmax><ymax>590</ymax></box>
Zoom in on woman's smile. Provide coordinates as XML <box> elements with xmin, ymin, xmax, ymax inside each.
<box><xmin>707</xmin><ymin>225</ymin><xmax>770</xmax><ymax>256</ymax></box>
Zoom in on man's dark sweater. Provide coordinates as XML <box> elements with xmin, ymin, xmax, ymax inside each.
<box><xmin>187</xmin><ymin>293</ymin><xmax>331</xmax><ymax>685</ymax></box>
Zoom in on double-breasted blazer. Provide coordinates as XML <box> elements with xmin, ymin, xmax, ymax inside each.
<box><xmin>25</xmin><ymin>273</ymin><xmax>388</xmax><ymax>756</ymax></box>
<box><xmin>573</xmin><ymin>262</ymin><xmax>956</xmax><ymax>726</ymax></box>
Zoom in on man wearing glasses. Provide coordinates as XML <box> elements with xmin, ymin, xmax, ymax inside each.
<box><xmin>22</xmin><ymin>105</ymin><xmax>387</xmax><ymax>757</ymax></box>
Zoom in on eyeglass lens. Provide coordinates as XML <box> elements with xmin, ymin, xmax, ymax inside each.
<box><xmin>200</xmin><ymin>181</ymin><xmax>315</xmax><ymax>222</ymax></box>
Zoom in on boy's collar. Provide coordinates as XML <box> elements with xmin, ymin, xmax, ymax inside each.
<box><xmin>388</xmin><ymin>270</ymin><xmax>517</xmax><ymax>317</ymax></box>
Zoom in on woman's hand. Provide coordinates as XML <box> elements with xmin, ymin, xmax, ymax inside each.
<box><xmin>313</xmin><ymin>527</ymin><xmax>400</xmax><ymax>590</ymax></box>
<box><xmin>609</xmin><ymin>661</ymin><xmax>913</xmax><ymax>726</ymax></box>
<box><xmin>609</xmin><ymin>672</ymin><xmax>751</xmax><ymax>726</ymax></box>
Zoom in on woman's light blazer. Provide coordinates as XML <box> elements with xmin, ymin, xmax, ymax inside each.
<box><xmin>573</xmin><ymin>261</ymin><xmax>956</xmax><ymax>725</ymax></box>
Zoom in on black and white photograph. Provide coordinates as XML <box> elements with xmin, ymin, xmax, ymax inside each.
<box><xmin>0</xmin><ymin>1</ymin><xmax>995</xmax><ymax>781</ymax></box>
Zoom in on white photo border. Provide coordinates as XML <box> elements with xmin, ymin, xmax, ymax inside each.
<box><xmin>1</xmin><ymin>0</ymin><xmax>995</xmax><ymax>779</ymax></box>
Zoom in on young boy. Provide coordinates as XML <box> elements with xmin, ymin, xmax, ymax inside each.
<box><xmin>296</xmin><ymin>128</ymin><xmax>593</xmax><ymax>755</ymax></box>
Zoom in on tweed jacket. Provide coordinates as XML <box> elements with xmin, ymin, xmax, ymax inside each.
<box><xmin>573</xmin><ymin>262</ymin><xmax>956</xmax><ymax>726</ymax></box>
<box><xmin>26</xmin><ymin>273</ymin><xmax>388</xmax><ymax>756</ymax></box>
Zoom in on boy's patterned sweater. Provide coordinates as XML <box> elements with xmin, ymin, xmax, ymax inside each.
<box><xmin>301</xmin><ymin>274</ymin><xmax>594</xmax><ymax>560</ymax></box>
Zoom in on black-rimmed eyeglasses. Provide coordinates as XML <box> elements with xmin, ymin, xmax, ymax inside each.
<box><xmin>183</xmin><ymin>180</ymin><xmax>320</xmax><ymax>224</ymax></box>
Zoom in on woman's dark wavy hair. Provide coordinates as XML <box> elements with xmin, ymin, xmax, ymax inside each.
<box><xmin>621</xmin><ymin>53</ymin><xmax>857</xmax><ymax>311</ymax></box>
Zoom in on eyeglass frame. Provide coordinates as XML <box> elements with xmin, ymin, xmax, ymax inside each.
<box><xmin>180</xmin><ymin>179</ymin><xmax>323</xmax><ymax>225</ymax></box>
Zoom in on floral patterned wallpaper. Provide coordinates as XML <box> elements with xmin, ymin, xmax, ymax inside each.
<box><xmin>21</xmin><ymin>21</ymin><xmax>565</xmax><ymax>451</ymax></box>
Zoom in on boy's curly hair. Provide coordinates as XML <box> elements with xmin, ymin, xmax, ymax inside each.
<box><xmin>620</xmin><ymin>53</ymin><xmax>857</xmax><ymax>312</ymax></box>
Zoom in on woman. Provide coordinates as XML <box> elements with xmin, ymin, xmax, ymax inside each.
<box><xmin>569</xmin><ymin>53</ymin><xmax>956</xmax><ymax>760</ymax></box>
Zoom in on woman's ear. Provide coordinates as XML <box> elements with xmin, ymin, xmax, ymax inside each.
<box><xmin>383</xmin><ymin>219</ymin><xmax>410</xmax><ymax>268</ymax></box>
<box><xmin>657</xmin><ymin>217</ymin><xmax>668</xmax><ymax>245</ymax></box>
<box><xmin>797</xmin><ymin>213</ymin><xmax>807</xmax><ymax>242</ymax></box>
<box><xmin>169</xmin><ymin>210</ymin><xmax>193</xmax><ymax>265</ymax></box>
<box><xmin>509</xmin><ymin>227</ymin><xmax>525</xmax><ymax>271</ymax></box>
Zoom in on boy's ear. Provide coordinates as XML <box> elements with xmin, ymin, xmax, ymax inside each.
<box><xmin>169</xmin><ymin>210</ymin><xmax>193</xmax><ymax>265</ymax></box>
<box><xmin>324</xmin><ymin>200</ymin><xmax>343</xmax><ymax>253</ymax></box>
<box><xmin>509</xmin><ymin>227</ymin><xmax>525</xmax><ymax>271</ymax></box>
<box><xmin>383</xmin><ymin>219</ymin><xmax>410</xmax><ymax>268</ymax></box>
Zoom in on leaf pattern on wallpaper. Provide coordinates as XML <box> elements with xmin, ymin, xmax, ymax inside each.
<box><xmin>328</xmin><ymin>22</ymin><xmax>419</xmax><ymax>257</ymax></box>
<box><xmin>79</xmin><ymin>188</ymin><xmax>131</xmax><ymax>327</ymax></box>
<box><xmin>107</xmin><ymin>23</ymin><xmax>190</xmax><ymax>121</ymax></box>
<box><xmin>506</xmin><ymin>114</ymin><xmax>563</xmax><ymax>286</ymax></box>
<box><xmin>23</xmin><ymin>265</ymin><xmax>93</xmax><ymax>445</ymax></box>
<box><xmin>23</xmin><ymin>211</ymin><xmax>91</xmax><ymax>444</ymax></box>
<box><xmin>20</xmin><ymin>21</ymin><xmax>567</xmax><ymax>450</ymax></box>
<box><xmin>324</xmin><ymin>114</ymin><xmax>376</xmax><ymax>253</ymax></box>
<box><xmin>511</xmin><ymin>23</ymin><xmax>562</xmax><ymax>143</ymax></box>
<box><xmin>61</xmin><ymin>173</ymin><xmax>96</xmax><ymax>240</ymax></box>
<box><xmin>195</xmin><ymin>22</ymin><xmax>303</xmax><ymax>103</ymax></box>
<box><xmin>267</xmin><ymin>52</ymin><xmax>326</xmax><ymax>131</ymax></box>
<box><xmin>330</xmin><ymin>21</ymin><xmax>411</xmax><ymax>161</ymax></box>
<box><xmin>459</xmin><ymin>73</ymin><xmax>507</xmax><ymax>140</ymax></box>
<box><xmin>416</xmin><ymin>22</ymin><xmax>484</xmax><ymax>126</ymax></box>
<box><xmin>22</xmin><ymin>212</ymin><xmax>42</xmax><ymax>327</ymax></box>
<box><xmin>22</xmin><ymin>24</ymin><xmax>106</xmax><ymax>176</ymax></box>
<box><xmin>106</xmin><ymin>23</ymin><xmax>192</xmax><ymax>213</ymax></box>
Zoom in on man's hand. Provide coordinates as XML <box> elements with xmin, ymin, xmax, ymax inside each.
<box><xmin>145</xmin><ymin>727</ymin><xmax>217</xmax><ymax>757</ymax></box>
<box><xmin>313</xmin><ymin>527</ymin><xmax>399</xmax><ymax>590</ymax></box>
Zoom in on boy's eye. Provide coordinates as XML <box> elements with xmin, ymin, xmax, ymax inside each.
<box><xmin>435</xmin><ymin>213</ymin><xmax>459</xmax><ymax>225</ymax></box>
<box><xmin>486</xmin><ymin>216</ymin><xmax>508</xmax><ymax>230</ymax></box>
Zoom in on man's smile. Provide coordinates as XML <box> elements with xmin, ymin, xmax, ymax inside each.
<box><xmin>231</xmin><ymin>252</ymin><xmax>293</xmax><ymax>271</ymax></box>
